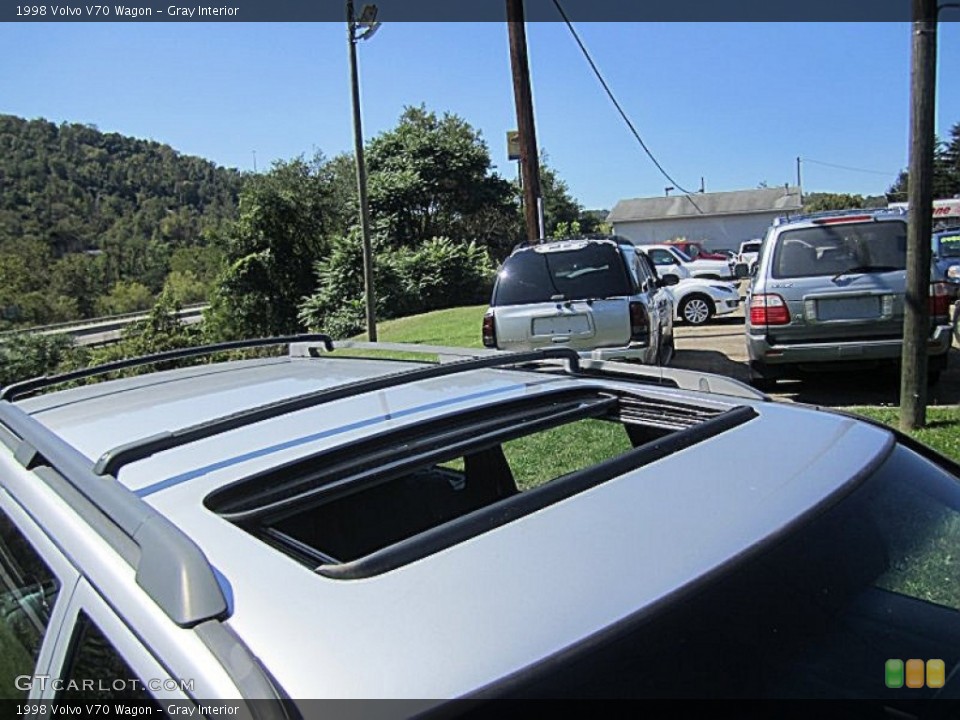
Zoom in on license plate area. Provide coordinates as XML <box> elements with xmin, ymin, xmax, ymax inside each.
<box><xmin>532</xmin><ymin>314</ymin><xmax>591</xmax><ymax>336</ymax></box>
<box><xmin>816</xmin><ymin>296</ymin><xmax>881</xmax><ymax>321</ymax></box>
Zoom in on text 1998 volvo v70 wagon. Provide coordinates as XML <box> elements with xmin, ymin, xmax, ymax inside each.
<box><xmin>1</xmin><ymin>336</ymin><xmax>960</xmax><ymax>711</ymax></box>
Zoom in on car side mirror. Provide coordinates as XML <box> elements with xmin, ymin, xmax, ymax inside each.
<box><xmin>660</xmin><ymin>275</ymin><xmax>679</xmax><ymax>287</ymax></box>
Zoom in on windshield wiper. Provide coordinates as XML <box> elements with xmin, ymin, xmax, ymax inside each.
<box><xmin>832</xmin><ymin>265</ymin><xmax>901</xmax><ymax>282</ymax></box>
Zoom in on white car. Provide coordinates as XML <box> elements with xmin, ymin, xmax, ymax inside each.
<box><xmin>644</xmin><ymin>244</ymin><xmax>736</xmax><ymax>281</ymax></box>
<box><xmin>668</xmin><ymin>277</ymin><xmax>742</xmax><ymax>325</ymax></box>
<box><xmin>735</xmin><ymin>238</ymin><xmax>763</xmax><ymax>277</ymax></box>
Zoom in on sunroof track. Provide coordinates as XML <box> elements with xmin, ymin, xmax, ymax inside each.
<box><xmin>94</xmin><ymin>347</ymin><xmax>582</xmax><ymax>477</ymax></box>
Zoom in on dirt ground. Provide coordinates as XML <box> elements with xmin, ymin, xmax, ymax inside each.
<box><xmin>671</xmin><ymin>305</ymin><xmax>960</xmax><ymax>408</ymax></box>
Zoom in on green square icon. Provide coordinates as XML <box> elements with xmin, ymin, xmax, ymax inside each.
<box><xmin>886</xmin><ymin>659</ymin><xmax>904</xmax><ymax>688</ymax></box>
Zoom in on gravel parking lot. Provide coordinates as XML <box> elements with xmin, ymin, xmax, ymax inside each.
<box><xmin>671</xmin><ymin>291</ymin><xmax>960</xmax><ymax>408</ymax></box>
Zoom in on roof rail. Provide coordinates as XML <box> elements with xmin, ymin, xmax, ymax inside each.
<box><xmin>93</xmin><ymin>347</ymin><xmax>582</xmax><ymax>477</ymax></box>
<box><xmin>0</xmin><ymin>400</ymin><xmax>228</xmax><ymax>628</ymax></box>
<box><xmin>0</xmin><ymin>334</ymin><xmax>334</xmax><ymax>401</ymax></box>
<box><xmin>772</xmin><ymin>207</ymin><xmax>905</xmax><ymax>227</ymax></box>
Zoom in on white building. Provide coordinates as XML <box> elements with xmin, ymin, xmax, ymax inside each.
<box><xmin>608</xmin><ymin>187</ymin><xmax>803</xmax><ymax>251</ymax></box>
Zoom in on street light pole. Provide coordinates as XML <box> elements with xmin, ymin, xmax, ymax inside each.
<box><xmin>347</xmin><ymin>0</ymin><xmax>378</xmax><ymax>342</ymax></box>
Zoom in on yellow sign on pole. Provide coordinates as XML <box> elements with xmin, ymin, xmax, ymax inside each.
<box><xmin>506</xmin><ymin>130</ymin><xmax>521</xmax><ymax>161</ymax></box>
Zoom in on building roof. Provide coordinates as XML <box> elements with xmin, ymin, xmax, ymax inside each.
<box><xmin>608</xmin><ymin>186</ymin><xmax>803</xmax><ymax>224</ymax></box>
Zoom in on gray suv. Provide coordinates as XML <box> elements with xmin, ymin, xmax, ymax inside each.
<box><xmin>746</xmin><ymin>209</ymin><xmax>953</xmax><ymax>387</ymax></box>
<box><xmin>482</xmin><ymin>237</ymin><xmax>675</xmax><ymax>365</ymax></box>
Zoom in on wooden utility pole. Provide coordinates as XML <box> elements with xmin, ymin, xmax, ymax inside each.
<box><xmin>506</xmin><ymin>0</ymin><xmax>542</xmax><ymax>244</ymax></box>
<box><xmin>900</xmin><ymin>0</ymin><xmax>938</xmax><ymax>431</ymax></box>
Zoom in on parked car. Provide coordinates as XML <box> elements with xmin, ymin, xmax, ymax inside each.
<box><xmin>746</xmin><ymin>208</ymin><xmax>953</xmax><ymax>388</ymax></box>
<box><xmin>734</xmin><ymin>239</ymin><xmax>763</xmax><ymax>277</ymax></box>
<box><xmin>662</xmin><ymin>240</ymin><xmax>730</xmax><ymax>262</ymax></box>
<box><xmin>2</xmin><ymin>337</ymin><xmax>960</xmax><ymax>704</ymax></box>
<box><xmin>644</xmin><ymin>244</ymin><xmax>736</xmax><ymax>281</ymax></box>
<box><xmin>482</xmin><ymin>237</ymin><xmax>675</xmax><ymax>365</ymax></box>
<box><xmin>667</xmin><ymin>276</ymin><xmax>742</xmax><ymax>326</ymax></box>
<box><xmin>931</xmin><ymin>225</ymin><xmax>960</xmax><ymax>297</ymax></box>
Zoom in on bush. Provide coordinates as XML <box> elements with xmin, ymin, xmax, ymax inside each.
<box><xmin>299</xmin><ymin>234</ymin><xmax>495</xmax><ymax>338</ymax></box>
<box><xmin>0</xmin><ymin>332</ymin><xmax>79</xmax><ymax>387</ymax></box>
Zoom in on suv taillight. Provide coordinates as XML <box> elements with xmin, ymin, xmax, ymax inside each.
<box><xmin>749</xmin><ymin>294</ymin><xmax>791</xmax><ymax>326</ymax></box>
<box><xmin>930</xmin><ymin>282</ymin><xmax>953</xmax><ymax>320</ymax></box>
<box><xmin>629</xmin><ymin>301</ymin><xmax>649</xmax><ymax>341</ymax></box>
<box><xmin>482</xmin><ymin>312</ymin><xmax>497</xmax><ymax>348</ymax></box>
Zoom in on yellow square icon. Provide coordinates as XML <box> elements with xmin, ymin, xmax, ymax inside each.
<box><xmin>927</xmin><ymin>659</ymin><xmax>946</xmax><ymax>689</ymax></box>
<box><xmin>906</xmin><ymin>659</ymin><xmax>925</xmax><ymax>688</ymax></box>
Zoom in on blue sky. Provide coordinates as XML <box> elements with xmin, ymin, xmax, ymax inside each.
<box><xmin>1</xmin><ymin>21</ymin><xmax>959</xmax><ymax>210</ymax></box>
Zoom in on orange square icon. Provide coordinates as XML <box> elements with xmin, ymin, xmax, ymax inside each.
<box><xmin>927</xmin><ymin>659</ymin><xmax>946</xmax><ymax>689</ymax></box>
<box><xmin>906</xmin><ymin>659</ymin><xmax>925</xmax><ymax>688</ymax></box>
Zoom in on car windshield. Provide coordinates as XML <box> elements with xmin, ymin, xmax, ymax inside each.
<box><xmin>936</xmin><ymin>233</ymin><xmax>960</xmax><ymax>258</ymax></box>
<box><xmin>772</xmin><ymin>221</ymin><xmax>906</xmax><ymax>279</ymax></box>
<box><xmin>525</xmin><ymin>440</ymin><xmax>960</xmax><ymax>698</ymax></box>
<box><xmin>741</xmin><ymin>242</ymin><xmax>761</xmax><ymax>254</ymax></box>
<box><xmin>492</xmin><ymin>243</ymin><xmax>632</xmax><ymax>305</ymax></box>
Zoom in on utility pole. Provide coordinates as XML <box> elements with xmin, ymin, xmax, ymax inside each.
<box><xmin>506</xmin><ymin>0</ymin><xmax>542</xmax><ymax>244</ymax></box>
<box><xmin>900</xmin><ymin>0</ymin><xmax>938</xmax><ymax>431</ymax></box>
<box><xmin>796</xmin><ymin>156</ymin><xmax>802</xmax><ymax>200</ymax></box>
<box><xmin>347</xmin><ymin>0</ymin><xmax>378</xmax><ymax>341</ymax></box>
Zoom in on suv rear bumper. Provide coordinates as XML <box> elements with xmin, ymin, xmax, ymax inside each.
<box><xmin>747</xmin><ymin>324</ymin><xmax>953</xmax><ymax>369</ymax></box>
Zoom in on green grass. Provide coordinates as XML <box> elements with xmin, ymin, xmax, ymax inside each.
<box><xmin>849</xmin><ymin>406</ymin><xmax>960</xmax><ymax>462</ymax></box>
<box><xmin>359</xmin><ymin>305</ymin><xmax>488</xmax><ymax>349</ymax></box>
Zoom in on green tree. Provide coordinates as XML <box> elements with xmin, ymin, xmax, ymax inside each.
<box><xmin>888</xmin><ymin>121</ymin><xmax>960</xmax><ymax>201</ymax></box>
<box><xmin>206</xmin><ymin>156</ymin><xmax>338</xmax><ymax>339</ymax></box>
<box><xmin>366</xmin><ymin>106</ymin><xmax>517</xmax><ymax>249</ymax></box>
<box><xmin>802</xmin><ymin>193</ymin><xmax>867</xmax><ymax>212</ymax></box>
<box><xmin>96</xmin><ymin>280</ymin><xmax>154</xmax><ymax>316</ymax></box>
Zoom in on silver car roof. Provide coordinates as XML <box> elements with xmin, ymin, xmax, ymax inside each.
<box><xmin>10</xmin><ymin>349</ymin><xmax>894</xmax><ymax>698</ymax></box>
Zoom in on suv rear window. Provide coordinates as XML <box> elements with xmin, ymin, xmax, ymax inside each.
<box><xmin>772</xmin><ymin>221</ymin><xmax>906</xmax><ymax>279</ymax></box>
<box><xmin>493</xmin><ymin>243</ymin><xmax>632</xmax><ymax>306</ymax></box>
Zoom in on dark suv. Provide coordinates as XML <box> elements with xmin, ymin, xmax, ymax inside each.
<box><xmin>482</xmin><ymin>237</ymin><xmax>675</xmax><ymax>365</ymax></box>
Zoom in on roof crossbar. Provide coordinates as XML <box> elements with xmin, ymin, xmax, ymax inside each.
<box><xmin>93</xmin><ymin>347</ymin><xmax>582</xmax><ymax>477</ymax></box>
<box><xmin>0</xmin><ymin>334</ymin><xmax>335</xmax><ymax>402</ymax></box>
<box><xmin>0</xmin><ymin>400</ymin><xmax>228</xmax><ymax>628</ymax></box>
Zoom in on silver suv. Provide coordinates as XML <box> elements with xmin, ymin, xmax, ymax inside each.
<box><xmin>2</xmin><ymin>338</ymin><xmax>960</xmax><ymax>704</ymax></box>
<box><xmin>482</xmin><ymin>237</ymin><xmax>675</xmax><ymax>365</ymax></box>
<box><xmin>746</xmin><ymin>209</ymin><xmax>953</xmax><ymax>387</ymax></box>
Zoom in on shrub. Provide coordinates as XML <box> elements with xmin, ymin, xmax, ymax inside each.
<box><xmin>299</xmin><ymin>234</ymin><xmax>495</xmax><ymax>338</ymax></box>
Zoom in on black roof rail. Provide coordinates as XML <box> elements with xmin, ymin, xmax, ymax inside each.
<box><xmin>93</xmin><ymin>347</ymin><xmax>582</xmax><ymax>477</ymax></box>
<box><xmin>0</xmin><ymin>400</ymin><xmax>228</xmax><ymax>628</ymax></box>
<box><xmin>0</xmin><ymin>334</ymin><xmax>335</xmax><ymax>402</ymax></box>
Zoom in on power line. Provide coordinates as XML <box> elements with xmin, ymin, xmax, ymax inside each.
<box><xmin>801</xmin><ymin>157</ymin><xmax>899</xmax><ymax>177</ymax></box>
<box><xmin>550</xmin><ymin>0</ymin><xmax>703</xmax><ymax>214</ymax></box>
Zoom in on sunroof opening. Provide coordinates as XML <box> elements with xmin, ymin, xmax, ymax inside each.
<box><xmin>205</xmin><ymin>389</ymin><xmax>755</xmax><ymax>578</ymax></box>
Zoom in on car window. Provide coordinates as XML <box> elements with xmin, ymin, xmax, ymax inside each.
<box><xmin>741</xmin><ymin>242</ymin><xmax>761</xmax><ymax>254</ymax></box>
<box><xmin>937</xmin><ymin>234</ymin><xmax>960</xmax><ymax>258</ymax></box>
<box><xmin>492</xmin><ymin>244</ymin><xmax>631</xmax><ymax>305</ymax></box>
<box><xmin>0</xmin><ymin>508</ymin><xmax>61</xmax><ymax>700</ymax></box>
<box><xmin>521</xmin><ymin>441</ymin><xmax>960</xmax><ymax>699</ymax></box>
<box><xmin>56</xmin><ymin>611</ymin><xmax>163</xmax><ymax>706</ymax></box>
<box><xmin>772</xmin><ymin>221</ymin><xmax>906</xmax><ymax>279</ymax></box>
<box><xmin>647</xmin><ymin>249</ymin><xmax>678</xmax><ymax>267</ymax></box>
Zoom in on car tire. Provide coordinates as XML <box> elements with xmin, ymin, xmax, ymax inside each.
<box><xmin>750</xmin><ymin>376</ymin><xmax>777</xmax><ymax>392</ymax></box>
<box><xmin>679</xmin><ymin>294</ymin><xmax>714</xmax><ymax>326</ymax></box>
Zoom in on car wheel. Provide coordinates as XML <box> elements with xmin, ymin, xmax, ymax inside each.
<box><xmin>750</xmin><ymin>376</ymin><xmax>777</xmax><ymax>392</ymax></box>
<box><xmin>679</xmin><ymin>294</ymin><xmax>714</xmax><ymax>326</ymax></box>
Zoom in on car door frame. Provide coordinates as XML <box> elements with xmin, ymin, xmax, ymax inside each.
<box><xmin>0</xmin><ymin>487</ymin><xmax>80</xmax><ymax>701</ymax></box>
